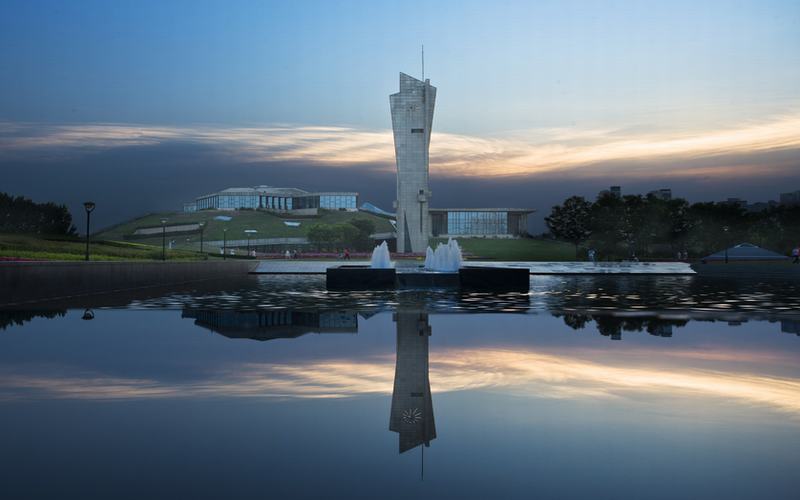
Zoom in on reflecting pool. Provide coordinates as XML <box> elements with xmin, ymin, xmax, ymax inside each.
<box><xmin>1</xmin><ymin>274</ymin><xmax>799</xmax><ymax>499</ymax></box>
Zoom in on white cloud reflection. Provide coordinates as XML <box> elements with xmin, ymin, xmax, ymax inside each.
<box><xmin>3</xmin><ymin>347</ymin><xmax>800</xmax><ymax>418</ymax></box>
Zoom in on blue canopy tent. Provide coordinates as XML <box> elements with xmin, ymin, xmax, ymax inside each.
<box><xmin>702</xmin><ymin>243</ymin><xmax>789</xmax><ymax>262</ymax></box>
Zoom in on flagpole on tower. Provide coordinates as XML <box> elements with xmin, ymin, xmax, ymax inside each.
<box><xmin>422</xmin><ymin>44</ymin><xmax>425</xmax><ymax>81</ymax></box>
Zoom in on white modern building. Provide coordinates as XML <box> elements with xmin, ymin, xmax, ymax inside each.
<box><xmin>391</xmin><ymin>73</ymin><xmax>436</xmax><ymax>253</ymax></box>
<box><xmin>183</xmin><ymin>185</ymin><xmax>358</xmax><ymax>215</ymax></box>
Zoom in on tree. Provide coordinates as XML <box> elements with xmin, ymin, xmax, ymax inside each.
<box><xmin>348</xmin><ymin>218</ymin><xmax>376</xmax><ymax>251</ymax></box>
<box><xmin>307</xmin><ymin>223</ymin><xmax>335</xmax><ymax>251</ymax></box>
<box><xmin>331</xmin><ymin>223</ymin><xmax>359</xmax><ymax>249</ymax></box>
<box><xmin>307</xmin><ymin>222</ymin><xmax>367</xmax><ymax>251</ymax></box>
<box><xmin>545</xmin><ymin>196</ymin><xmax>593</xmax><ymax>259</ymax></box>
<box><xmin>0</xmin><ymin>192</ymin><xmax>76</xmax><ymax>235</ymax></box>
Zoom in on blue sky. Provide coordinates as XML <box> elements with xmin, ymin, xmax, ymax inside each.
<box><xmin>3</xmin><ymin>0</ymin><xmax>798</xmax><ymax>130</ymax></box>
<box><xmin>1</xmin><ymin>0</ymin><xmax>799</xmax><ymax>229</ymax></box>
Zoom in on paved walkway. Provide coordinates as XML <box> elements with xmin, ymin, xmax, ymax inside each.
<box><xmin>252</xmin><ymin>260</ymin><xmax>696</xmax><ymax>275</ymax></box>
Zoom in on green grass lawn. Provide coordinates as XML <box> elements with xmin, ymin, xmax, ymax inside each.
<box><xmin>434</xmin><ymin>237</ymin><xmax>576</xmax><ymax>261</ymax></box>
<box><xmin>0</xmin><ymin>234</ymin><xmax>203</xmax><ymax>261</ymax></box>
<box><xmin>96</xmin><ymin>209</ymin><xmax>395</xmax><ymax>251</ymax></box>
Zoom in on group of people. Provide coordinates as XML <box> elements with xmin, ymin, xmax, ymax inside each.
<box><xmin>586</xmin><ymin>248</ymin><xmax>691</xmax><ymax>262</ymax></box>
<box><xmin>585</xmin><ymin>246</ymin><xmax>800</xmax><ymax>263</ymax></box>
<box><xmin>283</xmin><ymin>249</ymin><xmax>300</xmax><ymax>259</ymax></box>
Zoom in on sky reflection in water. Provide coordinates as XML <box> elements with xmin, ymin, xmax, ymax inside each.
<box><xmin>1</xmin><ymin>275</ymin><xmax>799</xmax><ymax>499</ymax></box>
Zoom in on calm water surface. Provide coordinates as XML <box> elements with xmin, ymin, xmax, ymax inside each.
<box><xmin>1</xmin><ymin>275</ymin><xmax>799</xmax><ymax>499</ymax></box>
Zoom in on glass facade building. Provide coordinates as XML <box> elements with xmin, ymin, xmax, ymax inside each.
<box><xmin>320</xmin><ymin>195</ymin><xmax>357</xmax><ymax>210</ymax></box>
<box><xmin>446</xmin><ymin>211</ymin><xmax>508</xmax><ymax>235</ymax></box>
<box><xmin>187</xmin><ymin>186</ymin><xmax>358</xmax><ymax>213</ymax></box>
<box><xmin>430</xmin><ymin>209</ymin><xmax>532</xmax><ymax>237</ymax></box>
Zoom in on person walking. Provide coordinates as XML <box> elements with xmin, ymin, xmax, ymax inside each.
<box><xmin>792</xmin><ymin>245</ymin><xmax>800</xmax><ymax>264</ymax></box>
<box><xmin>344</xmin><ymin>248</ymin><xmax>351</xmax><ymax>261</ymax></box>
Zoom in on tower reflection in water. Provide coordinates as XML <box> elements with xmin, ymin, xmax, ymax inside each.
<box><xmin>182</xmin><ymin>306</ymin><xmax>438</xmax><ymax>456</ymax></box>
<box><xmin>390</xmin><ymin>310</ymin><xmax>435</xmax><ymax>454</ymax></box>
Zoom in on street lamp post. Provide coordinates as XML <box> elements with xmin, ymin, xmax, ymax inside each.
<box><xmin>83</xmin><ymin>201</ymin><xmax>95</xmax><ymax>261</ymax></box>
<box><xmin>161</xmin><ymin>218</ymin><xmax>168</xmax><ymax>261</ymax></box>
<box><xmin>244</xmin><ymin>229</ymin><xmax>258</xmax><ymax>257</ymax></box>
<box><xmin>223</xmin><ymin>228</ymin><xmax>227</xmax><ymax>260</ymax></box>
<box><xmin>198</xmin><ymin>222</ymin><xmax>205</xmax><ymax>256</ymax></box>
<box><xmin>723</xmin><ymin>225</ymin><xmax>730</xmax><ymax>264</ymax></box>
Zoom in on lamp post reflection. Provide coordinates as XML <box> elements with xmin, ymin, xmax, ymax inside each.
<box><xmin>199</xmin><ymin>222</ymin><xmax>205</xmax><ymax>256</ymax></box>
<box><xmin>83</xmin><ymin>201</ymin><xmax>95</xmax><ymax>261</ymax></box>
<box><xmin>160</xmin><ymin>218</ymin><xmax>168</xmax><ymax>261</ymax></box>
<box><xmin>723</xmin><ymin>225</ymin><xmax>730</xmax><ymax>264</ymax></box>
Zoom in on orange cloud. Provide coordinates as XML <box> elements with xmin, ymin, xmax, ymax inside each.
<box><xmin>2</xmin><ymin>112</ymin><xmax>799</xmax><ymax>178</ymax></box>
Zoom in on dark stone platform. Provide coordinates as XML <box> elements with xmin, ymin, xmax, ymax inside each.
<box><xmin>326</xmin><ymin>266</ymin><xmax>396</xmax><ymax>290</ymax></box>
<box><xmin>326</xmin><ymin>265</ymin><xmax>530</xmax><ymax>291</ymax></box>
<box><xmin>459</xmin><ymin>266</ymin><xmax>530</xmax><ymax>291</ymax></box>
<box><xmin>396</xmin><ymin>271</ymin><xmax>460</xmax><ymax>288</ymax></box>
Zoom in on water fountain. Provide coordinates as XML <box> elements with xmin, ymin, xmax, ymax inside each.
<box><xmin>327</xmin><ymin>241</ymin><xmax>396</xmax><ymax>289</ymax></box>
<box><xmin>327</xmin><ymin>239</ymin><xmax>528</xmax><ymax>291</ymax></box>
<box><xmin>423</xmin><ymin>238</ymin><xmax>462</xmax><ymax>272</ymax></box>
<box><xmin>370</xmin><ymin>241</ymin><xmax>393</xmax><ymax>269</ymax></box>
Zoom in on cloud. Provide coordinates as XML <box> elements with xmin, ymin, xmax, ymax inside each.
<box><xmin>2</xmin><ymin>112</ymin><xmax>799</xmax><ymax>179</ymax></box>
<box><xmin>3</xmin><ymin>347</ymin><xmax>799</xmax><ymax>418</ymax></box>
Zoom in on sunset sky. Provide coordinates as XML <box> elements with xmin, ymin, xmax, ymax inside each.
<box><xmin>1</xmin><ymin>0</ymin><xmax>798</xmax><ymax>230</ymax></box>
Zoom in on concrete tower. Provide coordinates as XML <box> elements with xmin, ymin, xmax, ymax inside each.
<box><xmin>390</xmin><ymin>73</ymin><xmax>436</xmax><ymax>253</ymax></box>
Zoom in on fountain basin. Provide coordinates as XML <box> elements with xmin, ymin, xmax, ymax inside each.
<box><xmin>326</xmin><ymin>266</ymin><xmax>396</xmax><ymax>290</ymax></box>
<box><xmin>326</xmin><ymin>265</ymin><xmax>529</xmax><ymax>291</ymax></box>
<box><xmin>459</xmin><ymin>266</ymin><xmax>530</xmax><ymax>291</ymax></box>
<box><xmin>396</xmin><ymin>270</ymin><xmax>460</xmax><ymax>288</ymax></box>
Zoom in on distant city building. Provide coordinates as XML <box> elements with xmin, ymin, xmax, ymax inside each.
<box><xmin>598</xmin><ymin>186</ymin><xmax>622</xmax><ymax>199</ymax></box>
<box><xmin>745</xmin><ymin>200</ymin><xmax>778</xmax><ymax>212</ymax></box>
<box><xmin>779</xmin><ymin>190</ymin><xmax>800</xmax><ymax>206</ymax></box>
<box><xmin>723</xmin><ymin>197</ymin><xmax>747</xmax><ymax>208</ymax></box>
<box><xmin>781</xmin><ymin>320</ymin><xmax>800</xmax><ymax>336</ymax></box>
<box><xmin>649</xmin><ymin>323</ymin><xmax>673</xmax><ymax>337</ymax></box>
<box><xmin>647</xmin><ymin>188</ymin><xmax>672</xmax><ymax>200</ymax></box>
<box><xmin>183</xmin><ymin>185</ymin><xmax>358</xmax><ymax>214</ymax></box>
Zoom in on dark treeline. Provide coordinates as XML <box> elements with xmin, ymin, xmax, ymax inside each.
<box><xmin>0</xmin><ymin>192</ymin><xmax>76</xmax><ymax>236</ymax></box>
<box><xmin>0</xmin><ymin>311</ymin><xmax>67</xmax><ymax>330</ymax></box>
<box><xmin>546</xmin><ymin>193</ymin><xmax>800</xmax><ymax>260</ymax></box>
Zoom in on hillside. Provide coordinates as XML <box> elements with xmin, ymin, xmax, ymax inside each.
<box><xmin>96</xmin><ymin>209</ymin><xmax>395</xmax><ymax>250</ymax></box>
<box><xmin>0</xmin><ymin>234</ymin><xmax>200</xmax><ymax>261</ymax></box>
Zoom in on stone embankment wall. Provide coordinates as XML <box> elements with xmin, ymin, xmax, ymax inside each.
<box><xmin>0</xmin><ymin>260</ymin><xmax>257</xmax><ymax>306</ymax></box>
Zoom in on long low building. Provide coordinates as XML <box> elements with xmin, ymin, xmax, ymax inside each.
<box><xmin>183</xmin><ymin>185</ymin><xmax>358</xmax><ymax>214</ymax></box>
<box><xmin>430</xmin><ymin>208</ymin><xmax>533</xmax><ymax>238</ymax></box>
